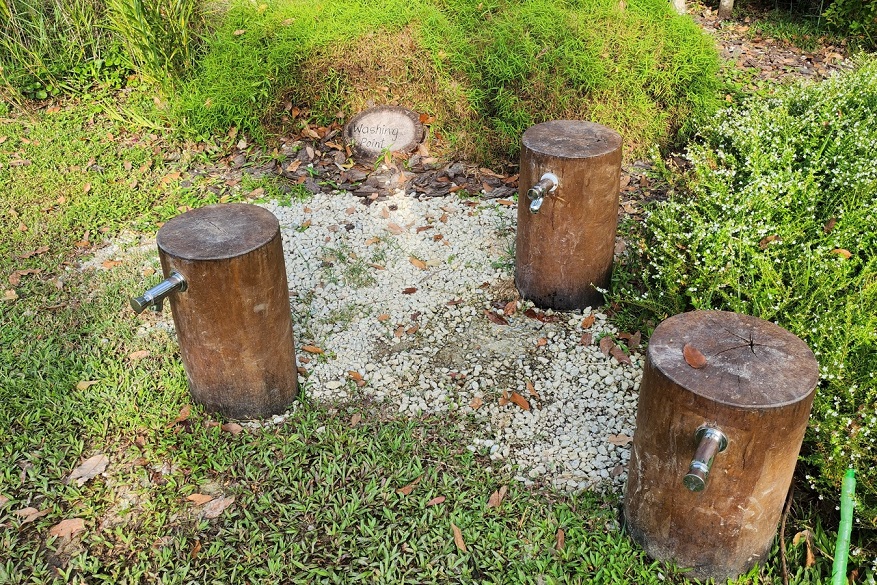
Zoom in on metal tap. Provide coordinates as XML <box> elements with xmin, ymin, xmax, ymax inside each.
<box><xmin>527</xmin><ymin>172</ymin><xmax>559</xmax><ymax>214</ymax></box>
<box><xmin>131</xmin><ymin>271</ymin><xmax>187</xmax><ymax>314</ymax></box>
<box><xmin>683</xmin><ymin>425</ymin><xmax>728</xmax><ymax>492</ymax></box>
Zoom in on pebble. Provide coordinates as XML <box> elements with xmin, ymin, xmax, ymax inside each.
<box><xmin>138</xmin><ymin>187</ymin><xmax>644</xmax><ymax>495</ymax></box>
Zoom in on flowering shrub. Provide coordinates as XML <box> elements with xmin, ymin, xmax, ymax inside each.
<box><xmin>620</xmin><ymin>58</ymin><xmax>877</xmax><ymax>528</ymax></box>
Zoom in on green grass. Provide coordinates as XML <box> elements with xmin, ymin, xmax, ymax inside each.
<box><xmin>176</xmin><ymin>0</ymin><xmax>720</xmax><ymax>163</ymax></box>
<box><xmin>613</xmin><ymin>56</ymin><xmax>877</xmax><ymax>549</ymax></box>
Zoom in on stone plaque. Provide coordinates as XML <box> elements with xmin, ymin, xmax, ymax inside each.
<box><xmin>343</xmin><ymin>106</ymin><xmax>424</xmax><ymax>160</ymax></box>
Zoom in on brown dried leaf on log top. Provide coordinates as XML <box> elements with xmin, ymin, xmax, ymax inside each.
<box><xmin>485</xmin><ymin>310</ymin><xmax>509</xmax><ymax>326</ymax></box>
<box><xmin>683</xmin><ymin>343</ymin><xmax>708</xmax><ymax>369</ymax></box>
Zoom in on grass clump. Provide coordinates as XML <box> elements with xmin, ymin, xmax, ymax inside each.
<box><xmin>0</xmin><ymin>0</ymin><xmax>132</xmax><ymax>100</ymax></box>
<box><xmin>177</xmin><ymin>0</ymin><xmax>720</xmax><ymax>163</ymax></box>
<box><xmin>615</xmin><ymin>57</ymin><xmax>877</xmax><ymax>539</ymax></box>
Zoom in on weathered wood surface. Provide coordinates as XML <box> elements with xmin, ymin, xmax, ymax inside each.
<box><xmin>624</xmin><ymin>310</ymin><xmax>819</xmax><ymax>581</ymax></box>
<box><xmin>515</xmin><ymin>120</ymin><xmax>622</xmax><ymax>310</ymax></box>
<box><xmin>157</xmin><ymin>204</ymin><xmax>298</xmax><ymax>418</ymax></box>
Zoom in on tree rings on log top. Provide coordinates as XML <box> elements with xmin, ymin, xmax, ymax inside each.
<box><xmin>343</xmin><ymin>106</ymin><xmax>425</xmax><ymax>161</ymax></box>
<box><xmin>647</xmin><ymin>310</ymin><xmax>819</xmax><ymax>408</ymax></box>
<box><xmin>522</xmin><ymin>120</ymin><xmax>622</xmax><ymax>160</ymax></box>
<box><xmin>157</xmin><ymin>204</ymin><xmax>280</xmax><ymax>262</ymax></box>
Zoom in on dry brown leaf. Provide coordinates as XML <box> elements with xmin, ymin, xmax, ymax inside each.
<box><xmin>503</xmin><ymin>300</ymin><xmax>517</xmax><ymax>316</ymax></box>
<box><xmin>555</xmin><ymin>528</ymin><xmax>566</xmax><ymax>551</ymax></box>
<box><xmin>18</xmin><ymin>245</ymin><xmax>49</xmax><ymax>259</ymax></box>
<box><xmin>172</xmin><ymin>405</ymin><xmax>191</xmax><ymax>425</ymax></box>
<box><xmin>387</xmin><ymin>222</ymin><xmax>404</xmax><ymax>235</ymax></box>
<box><xmin>823</xmin><ymin>218</ymin><xmax>837</xmax><ymax>233</ymax></box>
<box><xmin>67</xmin><ymin>454</ymin><xmax>108</xmax><ymax>486</ymax></box>
<box><xmin>487</xmin><ymin>485</ymin><xmax>507</xmax><ymax>508</ymax></box>
<box><xmin>402</xmin><ymin>287</ymin><xmax>417</xmax><ymax>294</ymax></box>
<box><xmin>350</xmin><ymin>412</ymin><xmax>362</xmax><ymax>426</ymax></box>
<box><xmin>683</xmin><ymin>343</ymin><xmax>707</xmax><ymax>369</ymax></box>
<box><xmin>221</xmin><ymin>422</ymin><xmax>243</xmax><ymax>435</ymax></box>
<box><xmin>128</xmin><ymin>350</ymin><xmax>150</xmax><ymax>361</ymax></box>
<box><xmin>793</xmin><ymin>529</ymin><xmax>816</xmax><ymax>567</ymax></box>
<box><xmin>526</xmin><ymin>380</ymin><xmax>539</xmax><ymax>399</ymax></box>
<box><xmin>233</xmin><ymin>28</ymin><xmax>246</xmax><ymax>35</ymax></box>
<box><xmin>509</xmin><ymin>392</ymin><xmax>530</xmax><ymax>411</ymax></box>
<box><xmin>485</xmin><ymin>311</ymin><xmax>509</xmax><ymax>326</ymax></box>
<box><xmin>83</xmin><ymin>183</ymin><xmax>92</xmax><ymax>194</ymax></box>
<box><xmin>48</xmin><ymin>518</ymin><xmax>86</xmax><ymax>540</ymax></box>
<box><xmin>396</xmin><ymin>476</ymin><xmax>422</xmax><ymax>496</ymax></box>
<box><xmin>348</xmin><ymin>371</ymin><xmax>364</xmax><ymax>382</ymax></box>
<box><xmin>16</xmin><ymin>507</ymin><xmax>49</xmax><ymax>524</ymax></box>
<box><xmin>580</xmin><ymin>332</ymin><xmax>593</xmax><ymax>346</ymax></box>
<box><xmin>364</xmin><ymin>237</ymin><xmax>380</xmax><ymax>245</ymax></box>
<box><xmin>0</xmin><ymin>495</ymin><xmax>9</xmax><ymax>507</ymax></box>
<box><xmin>759</xmin><ymin>235</ymin><xmax>780</xmax><ymax>249</ymax></box>
<box><xmin>416</xmin><ymin>225</ymin><xmax>434</xmax><ymax>233</ymax></box>
<box><xmin>629</xmin><ymin>331</ymin><xmax>642</xmax><ymax>350</ymax></box>
<box><xmin>3</xmin><ymin>289</ymin><xmax>18</xmax><ymax>302</ymax></box>
<box><xmin>8</xmin><ymin>268</ymin><xmax>41</xmax><ymax>286</ymax></box>
<box><xmin>302</xmin><ymin>345</ymin><xmax>324</xmax><ymax>354</ymax></box>
<box><xmin>451</xmin><ymin>523</ymin><xmax>467</xmax><ymax>552</ymax></box>
<box><xmin>190</xmin><ymin>540</ymin><xmax>202</xmax><ymax>559</ymax></box>
<box><xmin>202</xmin><ymin>496</ymin><xmax>235</xmax><ymax>519</ymax></box>
<box><xmin>406</xmin><ymin>324</ymin><xmax>419</xmax><ymax>335</ymax></box>
<box><xmin>187</xmin><ymin>493</ymin><xmax>215</xmax><ymax>505</ymax></box>
<box><xmin>101</xmin><ymin>260</ymin><xmax>122</xmax><ymax>269</ymax></box>
<box><xmin>439</xmin><ymin>213</ymin><xmax>449</xmax><ymax>223</ymax></box>
<box><xmin>610</xmin><ymin>346</ymin><xmax>632</xmax><ymax>365</ymax></box>
<box><xmin>832</xmin><ymin>248</ymin><xmax>852</xmax><ymax>259</ymax></box>
<box><xmin>535</xmin><ymin>337</ymin><xmax>548</xmax><ymax>347</ymax></box>
<box><xmin>426</xmin><ymin>496</ymin><xmax>446</xmax><ymax>507</ymax></box>
<box><xmin>377</xmin><ymin>313</ymin><xmax>390</xmax><ymax>322</ymax></box>
<box><xmin>599</xmin><ymin>336</ymin><xmax>615</xmax><ymax>357</ymax></box>
<box><xmin>498</xmin><ymin>390</ymin><xmax>510</xmax><ymax>406</ymax></box>
<box><xmin>75</xmin><ymin>380</ymin><xmax>99</xmax><ymax>391</ymax></box>
<box><xmin>581</xmin><ymin>314</ymin><xmax>596</xmax><ymax>329</ymax></box>
<box><xmin>608</xmin><ymin>434</ymin><xmax>633</xmax><ymax>446</ymax></box>
<box><xmin>410</xmin><ymin>257</ymin><xmax>427</xmax><ymax>270</ymax></box>
<box><xmin>469</xmin><ymin>396</ymin><xmax>484</xmax><ymax>410</ymax></box>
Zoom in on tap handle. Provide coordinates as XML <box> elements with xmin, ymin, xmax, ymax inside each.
<box><xmin>683</xmin><ymin>426</ymin><xmax>728</xmax><ymax>492</ymax></box>
<box><xmin>527</xmin><ymin>172</ymin><xmax>558</xmax><ymax>214</ymax></box>
<box><xmin>130</xmin><ymin>271</ymin><xmax>187</xmax><ymax>314</ymax></box>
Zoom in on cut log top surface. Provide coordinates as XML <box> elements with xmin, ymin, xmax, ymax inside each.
<box><xmin>521</xmin><ymin>120</ymin><xmax>621</xmax><ymax>160</ymax></box>
<box><xmin>648</xmin><ymin>310</ymin><xmax>819</xmax><ymax>408</ymax></box>
<box><xmin>157</xmin><ymin>204</ymin><xmax>279</xmax><ymax>261</ymax></box>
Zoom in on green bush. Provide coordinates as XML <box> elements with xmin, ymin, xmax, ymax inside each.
<box><xmin>823</xmin><ymin>0</ymin><xmax>877</xmax><ymax>49</ymax></box>
<box><xmin>617</xmin><ymin>58</ymin><xmax>877</xmax><ymax>529</ymax></box>
<box><xmin>177</xmin><ymin>0</ymin><xmax>720</xmax><ymax>163</ymax></box>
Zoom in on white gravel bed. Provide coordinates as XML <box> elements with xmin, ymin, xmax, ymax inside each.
<box><xmin>259</xmin><ymin>187</ymin><xmax>643</xmax><ymax>494</ymax></box>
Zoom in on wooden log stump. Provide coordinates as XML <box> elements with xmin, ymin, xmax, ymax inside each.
<box><xmin>624</xmin><ymin>310</ymin><xmax>819</xmax><ymax>581</ymax></box>
<box><xmin>515</xmin><ymin>120</ymin><xmax>622</xmax><ymax>310</ymax></box>
<box><xmin>156</xmin><ymin>204</ymin><xmax>298</xmax><ymax>418</ymax></box>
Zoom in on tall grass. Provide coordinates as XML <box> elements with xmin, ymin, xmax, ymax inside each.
<box><xmin>105</xmin><ymin>0</ymin><xmax>205</xmax><ymax>86</ymax></box>
<box><xmin>0</xmin><ymin>0</ymin><xmax>116</xmax><ymax>99</ymax></box>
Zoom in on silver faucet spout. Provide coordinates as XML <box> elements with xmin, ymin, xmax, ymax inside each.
<box><xmin>527</xmin><ymin>172</ymin><xmax>558</xmax><ymax>214</ymax></box>
<box><xmin>131</xmin><ymin>271</ymin><xmax>187</xmax><ymax>314</ymax></box>
<box><xmin>683</xmin><ymin>426</ymin><xmax>728</xmax><ymax>492</ymax></box>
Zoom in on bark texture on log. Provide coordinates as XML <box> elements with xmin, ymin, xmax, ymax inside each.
<box><xmin>624</xmin><ymin>311</ymin><xmax>818</xmax><ymax>581</ymax></box>
<box><xmin>515</xmin><ymin>120</ymin><xmax>621</xmax><ymax>310</ymax></box>
<box><xmin>157</xmin><ymin>204</ymin><xmax>298</xmax><ymax>418</ymax></box>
